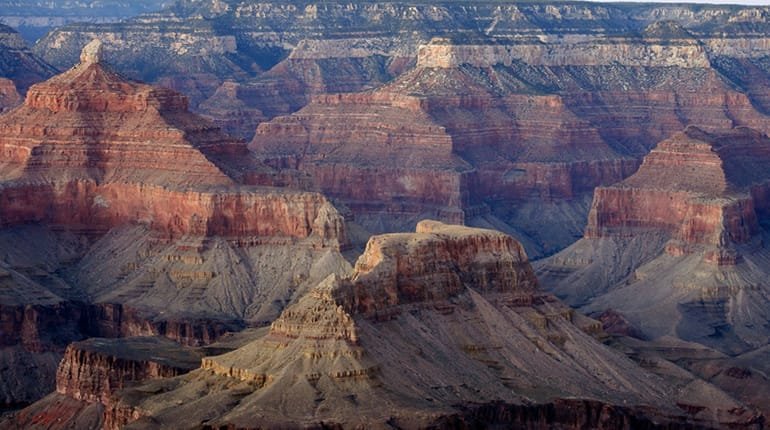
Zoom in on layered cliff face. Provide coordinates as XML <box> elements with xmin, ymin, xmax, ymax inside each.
<box><xmin>28</xmin><ymin>4</ymin><xmax>770</xmax><ymax>258</ymax></box>
<box><xmin>197</xmin><ymin>52</ymin><xmax>406</xmax><ymax>140</ymax></box>
<box><xmin>33</xmin><ymin>3</ymin><xmax>770</xmax><ymax>159</ymax></box>
<box><xmin>0</xmin><ymin>78</ymin><xmax>21</xmax><ymax>112</ymax></box>
<box><xmin>0</xmin><ymin>40</ymin><xmax>350</xmax><ymax>410</ymax></box>
<box><xmin>250</xmin><ymin>31</ymin><xmax>770</xmax><ymax>255</ymax></box>
<box><xmin>0</xmin><ymin>39</ymin><xmax>344</xmax><ymax>241</ymax></box>
<box><xmin>4</xmin><ymin>336</ymin><xmax>202</xmax><ymax>430</ymax></box>
<box><xmin>105</xmin><ymin>222</ymin><xmax>757</xmax><ymax>429</ymax></box>
<box><xmin>55</xmin><ymin>337</ymin><xmax>202</xmax><ymax>404</ymax></box>
<box><xmin>538</xmin><ymin>127</ymin><xmax>770</xmax><ymax>353</ymax></box>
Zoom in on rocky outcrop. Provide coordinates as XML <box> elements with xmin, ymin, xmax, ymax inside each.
<box><xmin>0</xmin><ymin>181</ymin><xmax>344</xmax><ymax>242</ymax></box>
<box><xmin>537</xmin><ymin>126</ymin><xmax>770</xmax><ymax>383</ymax></box>
<box><xmin>81</xmin><ymin>303</ymin><xmax>244</xmax><ymax>348</ymax></box>
<box><xmin>416</xmin><ymin>40</ymin><xmax>711</xmax><ymax>69</ymax></box>
<box><xmin>337</xmin><ymin>220</ymin><xmax>537</xmax><ymax>316</ymax></box>
<box><xmin>0</xmin><ymin>41</ymin><xmax>349</xmax><ymax>410</ymax></box>
<box><xmin>28</xmin><ymin>4</ymin><xmax>770</xmax><ymax>258</ymax></box>
<box><xmin>0</xmin><ymin>301</ymin><xmax>83</xmax><ymax>353</ymax></box>
<box><xmin>0</xmin><ymin>40</ymin><xmax>345</xmax><ymax>243</ymax></box>
<box><xmin>0</xmin><ymin>0</ymin><xmax>169</xmax><ymax>43</ymax></box>
<box><xmin>2</xmin><ymin>336</ymin><xmax>202</xmax><ymax>430</ymax></box>
<box><xmin>197</xmin><ymin>80</ymin><xmax>267</xmax><ymax>139</ymax></box>
<box><xmin>196</xmin><ymin>54</ymin><xmax>404</xmax><ymax>140</ymax></box>
<box><xmin>56</xmin><ymin>337</ymin><xmax>201</xmax><ymax>404</ymax></box>
<box><xmin>0</xmin><ymin>78</ymin><xmax>21</xmax><ymax>112</ymax></box>
<box><xmin>107</xmin><ymin>222</ymin><xmax>757</xmax><ymax>429</ymax></box>
<box><xmin>584</xmin><ymin>127</ymin><xmax>770</xmax><ymax>263</ymax></box>
<box><xmin>31</xmin><ymin>3</ymin><xmax>770</xmax><ymax>151</ymax></box>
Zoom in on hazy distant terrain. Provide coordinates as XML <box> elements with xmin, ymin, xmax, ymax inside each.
<box><xmin>0</xmin><ymin>0</ymin><xmax>172</xmax><ymax>43</ymax></box>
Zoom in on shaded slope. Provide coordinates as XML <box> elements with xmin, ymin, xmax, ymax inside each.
<box><xmin>110</xmin><ymin>222</ymin><xmax>756</xmax><ymax>429</ymax></box>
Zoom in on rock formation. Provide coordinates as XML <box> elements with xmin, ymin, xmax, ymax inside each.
<box><xmin>0</xmin><ymin>41</ymin><xmax>349</xmax><ymax>410</ymax></box>
<box><xmin>537</xmin><ymin>126</ymin><xmax>770</xmax><ymax>415</ymax></box>
<box><xmin>5</xmin><ymin>336</ymin><xmax>202</xmax><ymax>430</ymax></box>
<box><xmin>56</xmin><ymin>337</ymin><xmax>202</xmax><ymax>404</ymax></box>
<box><xmin>195</xmin><ymin>51</ymin><xmax>408</xmax><ymax>140</ymax></box>
<box><xmin>0</xmin><ymin>23</ymin><xmax>55</xmax><ymax>95</ymax></box>
<box><xmin>251</xmin><ymin>33</ymin><xmax>770</xmax><ymax>255</ymax></box>
<box><xmin>0</xmin><ymin>0</ymin><xmax>169</xmax><ymax>43</ymax></box>
<box><xmin>105</xmin><ymin>222</ymin><xmax>758</xmax><ymax>429</ymax></box>
<box><xmin>0</xmin><ymin>78</ymin><xmax>21</xmax><ymax>112</ymax></box>
<box><xmin>32</xmin><ymin>4</ymin><xmax>770</xmax><ymax>257</ymax></box>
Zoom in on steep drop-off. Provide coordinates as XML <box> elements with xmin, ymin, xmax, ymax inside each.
<box><xmin>537</xmin><ymin>126</ymin><xmax>770</xmax><ymax>415</ymax></box>
<box><xmin>0</xmin><ymin>40</ymin><xmax>349</xmax><ymax>410</ymax></box>
<box><xmin>0</xmin><ymin>23</ymin><xmax>55</xmax><ymax>98</ymax></box>
<box><xmin>106</xmin><ymin>222</ymin><xmax>757</xmax><ymax>429</ymax></box>
<box><xmin>250</xmin><ymin>33</ymin><xmax>770</xmax><ymax>256</ymax></box>
<box><xmin>32</xmin><ymin>4</ymin><xmax>770</xmax><ymax>257</ymax></box>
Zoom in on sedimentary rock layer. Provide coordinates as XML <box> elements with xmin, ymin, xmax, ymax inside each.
<box><xmin>537</xmin><ymin>127</ymin><xmax>770</xmax><ymax>363</ymax></box>
<box><xmin>585</xmin><ymin>127</ymin><xmax>770</xmax><ymax>259</ymax></box>
<box><xmin>107</xmin><ymin>222</ymin><xmax>755</xmax><ymax>429</ymax></box>
<box><xmin>0</xmin><ymin>40</ymin><xmax>348</xmax><ymax>411</ymax></box>
<box><xmin>56</xmin><ymin>337</ymin><xmax>201</xmax><ymax>404</ymax></box>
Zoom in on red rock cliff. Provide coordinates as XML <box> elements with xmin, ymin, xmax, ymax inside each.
<box><xmin>337</xmin><ymin>220</ymin><xmax>538</xmax><ymax>316</ymax></box>
<box><xmin>55</xmin><ymin>337</ymin><xmax>201</xmax><ymax>405</ymax></box>
<box><xmin>585</xmin><ymin>126</ymin><xmax>770</xmax><ymax>264</ymax></box>
<box><xmin>0</xmin><ymin>39</ymin><xmax>347</xmax><ymax>245</ymax></box>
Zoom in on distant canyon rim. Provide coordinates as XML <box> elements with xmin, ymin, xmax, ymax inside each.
<box><xmin>2</xmin><ymin>1</ymin><xmax>770</xmax><ymax>429</ymax></box>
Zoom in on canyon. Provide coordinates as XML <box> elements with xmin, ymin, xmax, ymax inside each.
<box><xmin>0</xmin><ymin>39</ymin><xmax>348</xmax><ymax>413</ymax></box>
<box><xmin>0</xmin><ymin>23</ymin><xmax>55</xmax><ymax>106</ymax></box>
<box><xmin>539</xmin><ymin>126</ymin><xmax>770</xmax><ymax>349</ymax></box>
<box><xmin>537</xmin><ymin>126</ymin><xmax>770</xmax><ymax>418</ymax></box>
<box><xmin>2</xmin><ymin>1</ymin><xmax>770</xmax><ymax>428</ymax></box>
<box><xmin>0</xmin><ymin>1</ymin><xmax>171</xmax><ymax>44</ymax></box>
<box><xmin>31</xmin><ymin>3</ymin><xmax>770</xmax><ymax>257</ymax></box>
<box><xmin>90</xmin><ymin>222</ymin><xmax>760</xmax><ymax>429</ymax></box>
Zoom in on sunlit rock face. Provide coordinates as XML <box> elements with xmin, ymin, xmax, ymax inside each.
<box><xmin>98</xmin><ymin>222</ymin><xmax>759</xmax><ymax>430</ymax></box>
<box><xmin>539</xmin><ymin>127</ymin><xmax>770</xmax><ymax>352</ymax></box>
<box><xmin>0</xmin><ymin>41</ymin><xmax>349</xmax><ymax>410</ymax></box>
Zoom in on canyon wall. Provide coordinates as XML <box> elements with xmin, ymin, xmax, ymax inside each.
<box><xmin>106</xmin><ymin>221</ymin><xmax>757</xmax><ymax>429</ymax></box>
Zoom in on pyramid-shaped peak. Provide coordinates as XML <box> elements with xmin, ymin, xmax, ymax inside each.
<box><xmin>618</xmin><ymin>126</ymin><xmax>770</xmax><ymax>196</ymax></box>
<box><xmin>80</xmin><ymin>39</ymin><xmax>104</xmax><ymax>65</ymax></box>
<box><xmin>24</xmin><ymin>44</ymin><xmax>189</xmax><ymax>114</ymax></box>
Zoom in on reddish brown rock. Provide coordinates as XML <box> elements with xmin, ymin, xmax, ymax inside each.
<box><xmin>197</xmin><ymin>80</ymin><xmax>267</xmax><ymax>139</ymax></box>
<box><xmin>55</xmin><ymin>337</ymin><xmax>201</xmax><ymax>405</ymax></box>
<box><xmin>536</xmin><ymin>127</ymin><xmax>770</xmax><ymax>405</ymax></box>
<box><xmin>3</xmin><ymin>337</ymin><xmax>203</xmax><ymax>430</ymax></box>
<box><xmin>585</xmin><ymin>126</ymin><xmax>770</xmax><ymax>263</ymax></box>
<box><xmin>0</xmin><ymin>40</ymin><xmax>345</xmax><ymax>244</ymax></box>
<box><xmin>338</xmin><ymin>220</ymin><xmax>537</xmax><ymax>316</ymax></box>
<box><xmin>250</xmin><ymin>39</ymin><xmax>770</xmax><ymax>256</ymax></box>
<box><xmin>0</xmin><ymin>40</ymin><xmax>349</xmax><ymax>410</ymax></box>
<box><xmin>107</xmin><ymin>222</ymin><xmax>757</xmax><ymax>430</ymax></box>
<box><xmin>81</xmin><ymin>303</ymin><xmax>243</xmax><ymax>348</ymax></box>
<box><xmin>250</xmin><ymin>67</ymin><xmax>636</xmax><ymax>226</ymax></box>
<box><xmin>0</xmin><ymin>302</ymin><xmax>83</xmax><ymax>353</ymax></box>
<box><xmin>0</xmin><ymin>78</ymin><xmax>20</xmax><ymax>112</ymax></box>
<box><xmin>198</xmin><ymin>53</ymin><xmax>407</xmax><ymax>140</ymax></box>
